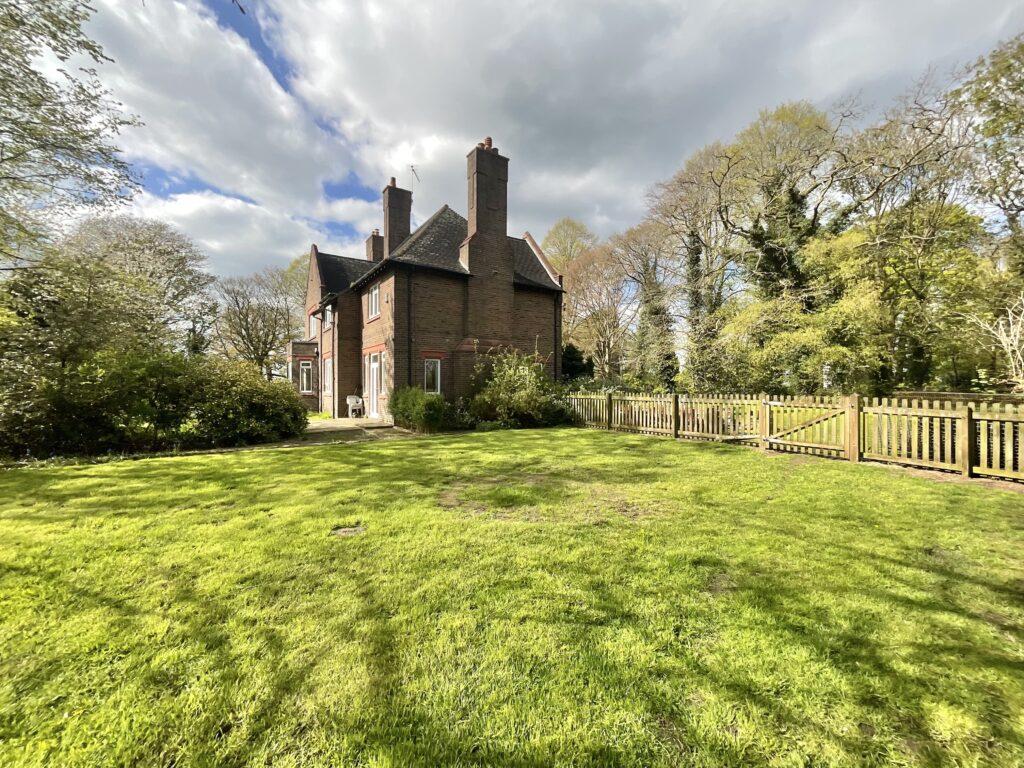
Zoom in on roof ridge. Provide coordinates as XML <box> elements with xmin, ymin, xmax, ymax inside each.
<box><xmin>317</xmin><ymin>250</ymin><xmax>372</xmax><ymax>265</ymax></box>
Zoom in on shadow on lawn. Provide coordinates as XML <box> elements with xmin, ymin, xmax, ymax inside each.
<box><xmin>4</xmin><ymin>429</ymin><xmax>1022</xmax><ymax>764</ymax></box>
<box><xmin>0</xmin><ymin>429</ymin><xmax>680</xmax><ymax>525</ymax></box>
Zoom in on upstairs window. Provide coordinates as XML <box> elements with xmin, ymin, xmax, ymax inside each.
<box><xmin>309</xmin><ymin>314</ymin><xmax>318</xmax><ymax>339</ymax></box>
<box><xmin>299</xmin><ymin>361</ymin><xmax>312</xmax><ymax>393</ymax></box>
<box><xmin>424</xmin><ymin>359</ymin><xmax>441</xmax><ymax>394</ymax></box>
<box><xmin>368</xmin><ymin>284</ymin><xmax>380</xmax><ymax>319</ymax></box>
<box><xmin>324</xmin><ymin>305</ymin><xmax>333</xmax><ymax>329</ymax></box>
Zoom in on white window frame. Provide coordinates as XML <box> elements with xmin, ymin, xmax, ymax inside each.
<box><xmin>299</xmin><ymin>361</ymin><xmax>312</xmax><ymax>394</ymax></box>
<box><xmin>309</xmin><ymin>314</ymin><xmax>318</xmax><ymax>339</ymax></box>
<box><xmin>368</xmin><ymin>284</ymin><xmax>380</xmax><ymax>319</ymax></box>
<box><xmin>424</xmin><ymin>358</ymin><xmax>441</xmax><ymax>394</ymax></box>
<box><xmin>324</xmin><ymin>304</ymin><xmax>333</xmax><ymax>329</ymax></box>
<box><xmin>323</xmin><ymin>359</ymin><xmax>333</xmax><ymax>395</ymax></box>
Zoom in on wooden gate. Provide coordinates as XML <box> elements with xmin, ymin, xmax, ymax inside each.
<box><xmin>764</xmin><ymin>396</ymin><xmax>849</xmax><ymax>458</ymax></box>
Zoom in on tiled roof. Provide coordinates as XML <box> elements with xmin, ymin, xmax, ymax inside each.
<box><xmin>348</xmin><ymin>204</ymin><xmax>562</xmax><ymax>292</ymax></box>
<box><xmin>315</xmin><ymin>250</ymin><xmax>376</xmax><ymax>293</ymax></box>
<box><xmin>388</xmin><ymin>205</ymin><xmax>470</xmax><ymax>274</ymax></box>
<box><xmin>510</xmin><ymin>237</ymin><xmax>561</xmax><ymax>291</ymax></box>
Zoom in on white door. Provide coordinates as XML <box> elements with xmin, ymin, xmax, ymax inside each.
<box><xmin>368</xmin><ymin>353</ymin><xmax>380</xmax><ymax>418</ymax></box>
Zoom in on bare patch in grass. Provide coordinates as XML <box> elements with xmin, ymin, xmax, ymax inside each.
<box><xmin>583</xmin><ymin>485</ymin><xmax>667</xmax><ymax>521</ymax></box>
<box><xmin>706</xmin><ymin>572</ymin><xmax>736</xmax><ymax>595</ymax></box>
<box><xmin>436</xmin><ymin>473</ymin><xmax>559</xmax><ymax>521</ymax></box>
<box><xmin>330</xmin><ymin>524</ymin><xmax>365</xmax><ymax>537</ymax></box>
<box><xmin>656</xmin><ymin>716</ymin><xmax>690</xmax><ymax>756</ymax></box>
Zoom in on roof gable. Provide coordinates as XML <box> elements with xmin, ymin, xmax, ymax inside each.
<box><xmin>510</xmin><ymin>236</ymin><xmax>562</xmax><ymax>292</ymax></box>
<box><xmin>315</xmin><ymin>250</ymin><xmax>376</xmax><ymax>294</ymax></box>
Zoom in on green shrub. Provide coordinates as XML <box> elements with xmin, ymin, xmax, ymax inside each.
<box><xmin>189</xmin><ymin>358</ymin><xmax>307</xmax><ymax>447</ymax></box>
<box><xmin>390</xmin><ymin>387</ymin><xmax>478</xmax><ymax>433</ymax></box>
<box><xmin>469</xmin><ymin>349</ymin><xmax>572</xmax><ymax>428</ymax></box>
<box><xmin>0</xmin><ymin>353</ymin><xmax>308</xmax><ymax>458</ymax></box>
<box><xmin>389</xmin><ymin>386</ymin><xmax>428</xmax><ymax>430</ymax></box>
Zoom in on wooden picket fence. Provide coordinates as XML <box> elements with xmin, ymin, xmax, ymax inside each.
<box><xmin>566</xmin><ymin>392</ymin><xmax>1024</xmax><ymax>482</ymax></box>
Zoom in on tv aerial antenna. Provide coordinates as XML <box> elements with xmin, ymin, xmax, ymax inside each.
<box><xmin>409</xmin><ymin>165</ymin><xmax>420</xmax><ymax>193</ymax></box>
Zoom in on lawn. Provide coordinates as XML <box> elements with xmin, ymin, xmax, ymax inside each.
<box><xmin>1</xmin><ymin>429</ymin><xmax>1022</xmax><ymax>767</ymax></box>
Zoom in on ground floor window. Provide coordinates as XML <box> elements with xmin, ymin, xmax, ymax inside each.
<box><xmin>299</xmin><ymin>361</ymin><xmax>312</xmax><ymax>393</ymax></box>
<box><xmin>323</xmin><ymin>359</ymin><xmax>333</xmax><ymax>394</ymax></box>
<box><xmin>424</xmin><ymin>358</ymin><xmax>441</xmax><ymax>394</ymax></box>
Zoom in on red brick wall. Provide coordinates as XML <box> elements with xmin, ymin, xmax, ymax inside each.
<box><xmin>335</xmin><ymin>291</ymin><xmax>362</xmax><ymax>406</ymax></box>
<box><xmin>360</xmin><ymin>274</ymin><xmax>397</xmax><ymax>418</ymax></box>
<box><xmin>318</xmin><ymin>303</ymin><xmax>335</xmax><ymax>418</ymax></box>
<box><xmin>285</xmin><ymin>340</ymin><xmax>319</xmax><ymax>410</ymax></box>
<box><xmin>512</xmin><ymin>286</ymin><xmax>561</xmax><ymax>377</ymax></box>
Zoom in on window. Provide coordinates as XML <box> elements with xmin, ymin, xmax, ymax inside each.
<box><xmin>324</xmin><ymin>305</ymin><xmax>333</xmax><ymax>328</ymax></box>
<box><xmin>299</xmin><ymin>361</ymin><xmax>312</xmax><ymax>393</ymax></box>
<box><xmin>309</xmin><ymin>314</ymin><xmax>318</xmax><ymax>339</ymax></box>
<box><xmin>424</xmin><ymin>358</ymin><xmax>441</xmax><ymax>394</ymax></box>
<box><xmin>368</xmin><ymin>284</ymin><xmax>380</xmax><ymax>319</ymax></box>
<box><xmin>323</xmin><ymin>359</ymin><xmax>333</xmax><ymax>394</ymax></box>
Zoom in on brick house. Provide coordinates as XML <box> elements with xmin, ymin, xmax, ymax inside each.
<box><xmin>285</xmin><ymin>137</ymin><xmax>564</xmax><ymax>419</ymax></box>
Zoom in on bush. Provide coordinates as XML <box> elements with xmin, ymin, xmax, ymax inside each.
<box><xmin>189</xmin><ymin>358</ymin><xmax>307</xmax><ymax>447</ymax></box>
<box><xmin>0</xmin><ymin>349</ymin><xmax>201</xmax><ymax>457</ymax></box>
<box><xmin>390</xmin><ymin>386</ymin><xmax>475</xmax><ymax>433</ymax></box>
<box><xmin>389</xmin><ymin>386</ymin><xmax>428</xmax><ymax>430</ymax></box>
<box><xmin>469</xmin><ymin>349</ymin><xmax>572</xmax><ymax>428</ymax></box>
<box><xmin>0</xmin><ymin>352</ymin><xmax>307</xmax><ymax>458</ymax></box>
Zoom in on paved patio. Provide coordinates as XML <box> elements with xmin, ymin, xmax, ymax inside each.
<box><xmin>306</xmin><ymin>417</ymin><xmax>392</xmax><ymax>432</ymax></box>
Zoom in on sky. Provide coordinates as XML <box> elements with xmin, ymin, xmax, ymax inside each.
<box><xmin>85</xmin><ymin>0</ymin><xmax>1024</xmax><ymax>275</ymax></box>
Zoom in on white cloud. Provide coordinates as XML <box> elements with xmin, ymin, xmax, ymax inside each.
<box><xmin>84</xmin><ymin>0</ymin><xmax>1024</xmax><ymax>274</ymax></box>
<box><xmin>131</xmin><ymin>191</ymin><xmax>358</xmax><ymax>275</ymax></box>
<box><xmin>90</xmin><ymin>0</ymin><xmax>347</xmax><ymax>213</ymax></box>
<box><xmin>258</xmin><ymin>0</ymin><xmax>1024</xmax><ymax>239</ymax></box>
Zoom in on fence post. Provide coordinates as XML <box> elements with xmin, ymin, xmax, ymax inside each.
<box><xmin>606</xmin><ymin>392</ymin><xmax>613</xmax><ymax>431</ymax></box>
<box><xmin>759</xmin><ymin>393</ymin><xmax>770</xmax><ymax>452</ymax></box>
<box><xmin>958</xmin><ymin>405</ymin><xmax>974</xmax><ymax>478</ymax></box>
<box><xmin>847</xmin><ymin>394</ymin><xmax>861</xmax><ymax>463</ymax></box>
<box><xmin>672</xmin><ymin>393</ymin><xmax>680</xmax><ymax>439</ymax></box>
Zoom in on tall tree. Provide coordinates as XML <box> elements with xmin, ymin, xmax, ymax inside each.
<box><xmin>956</xmin><ymin>33</ymin><xmax>1024</xmax><ymax>276</ymax></box>
<box><xmin>1</xmin><ymin>0</ymin><xmax>138</xmax><ymax>264</ymax></box>
<box><xmin>709</xmin><ymin>102</ymin><xmax>855</xmax><ymax>299</ymax></box>
<box><xmin>609</xmin><ymin>222</ymin><xmax>679</xmax><ymax>387</ymax></box>
<box><xmin>562</xmin><ymin>245</ymin><xmax>635</xmax><ymax>378</ymax></box>
<box><xmin>213</xmin><ymin>272</ymin><xmax>293</xmax><ymax>380</ymax></box>
<box><xmin>541</xmin><ymin>218</ymin><xmax>598</xmax><ymax>273</ymax></box>
<box><xmin>651</xmin><ymin>144</ymin><xmax>742</xmax><ymax>391</ymax></box>
<box><xmin>968</xmin><ymin>293</ymin><xmax>1024</xmax><ymax>392</ymax></box>
<box><xmin>277</xmin><ymin>254</ymin><xmax>310</xmax><ymax>339</ymax></box>
<box><xmin>60</xmin><ymin>216</ymin><xmax>217</xmax><ymax>352</ymax></box>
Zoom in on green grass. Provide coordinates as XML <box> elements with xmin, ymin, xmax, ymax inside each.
<box><xmin>1</xmin><ymin>429</ymin><xmax>1022</xmax><ymax>767</ymax></box>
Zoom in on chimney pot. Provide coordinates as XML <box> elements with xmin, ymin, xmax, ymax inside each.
<box><xmin>389</xmin><ymin>177</ymin><xmax>396</xmax><ymax>187</ymax></box>
<box><xmin>484</xmin><ymin>136</ymin><xmax>493</xmax><ymax>149</ymax></box>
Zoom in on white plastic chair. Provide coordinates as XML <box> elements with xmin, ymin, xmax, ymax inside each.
<box><xmin>346</xmin><ymin>395</ymin><xmax>364</xmax><ymax>418</ymax></box>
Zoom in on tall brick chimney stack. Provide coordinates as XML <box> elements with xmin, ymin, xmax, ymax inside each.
<box><xmin>459</xmin><ymin>137</ymin><xmax>514</xmax><ymax>339</ymax></box>
<box><xmin>365</xmin><ymin>228</ymin><xmax>384</xmax><ymax>262</ymax></box>
<box><xmin>383</xmin><ymin>177</ymin><xmax>411</xmax><ymax>256</ymax></box>
<box><xmin>466</xmin><ymin>136</ymin><xmax>508</xmax><ymax>240</ymax></box>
